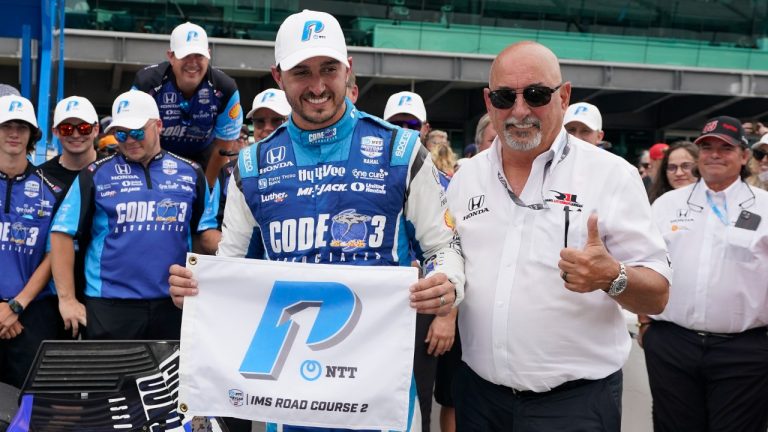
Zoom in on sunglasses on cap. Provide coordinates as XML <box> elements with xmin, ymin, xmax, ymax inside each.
<box><xmin>113</xmin><ymin>128</ymin><xmax>146</xmax><ymax>143</ymax></box>
<box><xmin>488</xmin><ymin>84</ymin><xmax>563</xmax><ymax>109</ymax></box>
<box><xmin>392</xmin><ymin>119</ymin><xmax>422</xmax><ymax>130</ymax></box>
<box><xmin>753</xmin><ymin>149</ymin><xmax>768</xmax><ymax>161</ymax></box>
<box><xmin>253</xmin><ymin>116</ymin><xmax>286</xmax><ymax>129</ymax></box>
<box><xmin>56</xmin><ymin>122</ymin><xmax>94</xmax><ymax>137</ymax></box>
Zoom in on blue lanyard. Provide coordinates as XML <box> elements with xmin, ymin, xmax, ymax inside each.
<box><xmin>705</xmin><ymin>192</ymin><xmax>729</xmax><ymax>225</ymax></box>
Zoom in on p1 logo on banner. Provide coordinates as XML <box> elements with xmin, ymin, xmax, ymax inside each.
<box><xmin>178</xmin><ymin>256</ymin><xmax>416</xmax><ymax>430</ymax></box>
<box><xmin>240</xmin><ymin>281</ymin><xmax>362</xmax><ymax>379</ymax></box>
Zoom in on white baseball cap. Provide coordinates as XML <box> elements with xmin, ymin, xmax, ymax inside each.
<box><xmin>275</xmin><ymin>10</ymin><xmax>349</xmax><ymax>71</ymax></box>
<box><xmin>53</xmin><ymin>96</ymin><xmax>98</xmax><ymax>127</ymax></box>
<box><xmin>564</xmin><ymin>102</ymin><xmax>602</xmax><ymax>131</ymax></box>
<box><xmin>170</xmin><ymin>22</ymin><xmax>210</xmax><ymax>59</ymax></box>
<box><xmin>0</xmin><ymin>95</ymin><xmax>38</xmax><ymax>128</ymax></box>
<box><xmin>106</xmin><ymin>90</ymin><xmax>160</xmax><ymax>132</ymax></box>
<box><xmin>246</xmin><ymin>89</ymin><xmax>291</xmax><ymax>119</ymax></box>
<box><xmin>384</xmin><ymin>91</ymin><xmax>427</xmax><ymax>123</ymax></box>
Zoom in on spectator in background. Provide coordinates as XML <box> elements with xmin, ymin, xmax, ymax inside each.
<box><xmin>384</xmin><ymin>90</ymin><xmax>430</xmax><ymax>144</ymax></box>
<box><xmin>564</xmin><ymin>102</ymin><xmax>604</xmax><ymax>146</ymax></box>
<box><xmin>474</xmin><ymin>113</ymin><xmax>496</xmax><ymax>152</ymax></box>
<box><xmin>244</xmin><ymin>89</ymin><xmax>290</xmax><ymax>142</ymax></box>
<box><xmin>346</xmin><ymin>70</ymin><xmax>358</xmax><ymax>103</ymax></box>
<box><xmin>741</xmin><ymin>120</ymin><xmax>768</xmax><ymax>145</ymax></box>
<box><xmin>647</xmin><ymin>116</ymin><xmax>768</xmax><ymax>432</ymax></box>
<box><xmin>426</xmin><ymin>129</ymin><xmax>448</xmax><ymax>152</ymax></box>
<box><xmin>431</xmin><ymin>141</ymin><xmax>457</xmax><ymax>177</ymax></box>
<box><xmin>747</xmin><ymin>134</ymin><xmax>768</xmax><ymax>190</ymax></box>
<box><xmin>0</xmin><ymin>84</ymin><xmax>20</xmax><ymax>97</ymax></box>
<box><xmin>132</xmin><ymin>22</ymin><xmax>243</xmax><ymax>187</ymax></box>
<box><xmin>648</xmin><ymin>143</ymin><xmax>669</xmax><ymax>181</ymax></box>
<box><xmin>0</xmin><ymin>95</ymin><xmax>64</xmax><ymax>388</ymax></box>
<box><xmin>647</xmin><ymin>141</ymin><xmax>699</xmax><ymax>203</ymax></box>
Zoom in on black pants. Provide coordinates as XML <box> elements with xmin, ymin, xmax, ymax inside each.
<box><xmin>413</xmin><ymin>313</ymin><xmax>438</xmax><ymax>432</ymax></box>
<box><xmin>643</xmin><ymin>321</ymin><xmax>768</xmax><ymax>432</ymax></box>
<box><xmin>0</xmin><ymin>297</ymin><xmax>61</xmax><ymax>388</ymax></box>
<box><xmin>84</xmin><ymin>297</ymin><xmax>182</xmax><ymax>340</ymax></box>
<box><xmin>453</xmin><ymin>362</ymin><xmax>622</xmax><ymax>432</ymax></box>
<box><xmin>434</xmin><ymin>324</ymin><xmax>461</xmax><ymax>407</ymax></box>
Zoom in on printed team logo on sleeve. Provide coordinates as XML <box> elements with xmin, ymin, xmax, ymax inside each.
<box><xmin>228</xmin><ymin>102</ymin><xmax>241</xmax><ymax>119</ymax></box>
<box><xmin>444</xmin><ymin>209</ymin><xmax>455</xmax><ymax>230</ymax></box>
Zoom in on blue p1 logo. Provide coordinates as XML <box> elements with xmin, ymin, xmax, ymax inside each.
<box><xmin>398</xmin><ymin>95</ymin><xmax>412</xmax><ymax>106</ymax></box>
<box><xmin>8</xmin><ymin>101</ymin><xmax>22</xmax><ymax>112</ymax></box>
<box><xmin>65</xmin><ymin>100</ymin><xmax>79</xmax><ymax>112</ymax></box>
<box><xmin>186</xmin><ymin>30</ymin><xmax>198</xmax><ymax>42</ymax></box>
<box><xmin>116</xmin><ymin>100</ymin><xmax>129</xmax><ymax>114</ymax></box>
<box><xmin>574</xmin><ymin>106</ymin><xmax>588</xmax><ymax>115</ymax></box>
<box><xmin>260</xmin><ymin>91</ymin><xmax>275</xmax><ymax>103</ymax></box>
<box><xmin>239</xmin><ymin>281</ymin><xmax>362</xmax><ymax>380</ymax></box>
<box><xmin>301</xmin><ymin>20</ymin><xmax>325</xmax><ymax>41</ymax></box>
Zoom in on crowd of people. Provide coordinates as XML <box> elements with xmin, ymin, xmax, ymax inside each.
<box><xmin>1</xmin><ymin>8</ymin><xmax>767</xmax><ymax>432</ymax></box>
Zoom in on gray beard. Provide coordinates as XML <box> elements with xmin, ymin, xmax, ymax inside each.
<box><xmin>501</xmin><ymin>129</ymin><xmax>541</xmax><ymax>151</ymax></box>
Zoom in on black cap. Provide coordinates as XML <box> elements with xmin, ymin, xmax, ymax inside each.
<box><xmin>694</xmin><ymin>116</ymin><xmax>748</xmax><ymax>148</ymax></box>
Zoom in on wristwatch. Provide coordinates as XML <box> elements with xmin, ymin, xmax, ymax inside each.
<box><xmin>606</xmin><ymin>263</ymin><xmax>627</xmax><ymax>297</ymax></box>
<box><xmin>7</xmin><ymin>298</ymin><xmax>24</xmax><ymax>315</ymax></box>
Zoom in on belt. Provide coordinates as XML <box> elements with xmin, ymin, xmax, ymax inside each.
<box><xmin>509</xmin><ymin>377</ymin><xmax>593</xmax><ymax>397</ymax></box>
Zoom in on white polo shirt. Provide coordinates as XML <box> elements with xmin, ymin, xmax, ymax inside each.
<box><xmin>447</xmin><ymin>129</ymin><xmax>671</xmax><ymax>392</ymax></box>
<box><xmin>651</xmin><ymin>178</ymin><xmax>768</xmax><ymax>333</ymax></box>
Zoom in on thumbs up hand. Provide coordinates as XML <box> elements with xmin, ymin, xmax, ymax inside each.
<box><xmin>558</xmin><ymin>213</ymin><xmax>621</xmax><ymax>293</ymax></box>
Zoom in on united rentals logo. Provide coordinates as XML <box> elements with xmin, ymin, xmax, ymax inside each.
<box><xmin>464</xmin><ymin>195</ymin><xmax>489</xmax><ymax>220</ymax></box>
<box><xmin>545</xmin><ymin>190</ymin><xmax>583</xmax><ymax>208</ymax></box>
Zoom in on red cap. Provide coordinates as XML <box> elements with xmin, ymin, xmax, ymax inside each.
<box><xmin>649</xmin><ymin>143</ymin><xmax>669</xmax><ymax>160</ymax></box>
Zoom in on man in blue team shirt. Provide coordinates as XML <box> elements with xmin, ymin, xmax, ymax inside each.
<box><xmin>169</xmin><ymin>10</ymin><xmax>464</xmax><ymax>431</ymax></box>
<box><xmin>133</xmin><ymin>22</ymin><xmax>243</xmax><ymax>187</ymax></box>
<box><xmin>50</xmin><ymin>90</ymin><xmax>219</xmax><ymax>341</ymax></box>
<box><xmin>0</xmin><ymin>95</ymin><xmax>64</xmax><ymax>388</ymax></box>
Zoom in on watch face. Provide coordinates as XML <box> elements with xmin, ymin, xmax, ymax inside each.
<box><xmin>8</xmin><ymin>300</ymin><xmax>23</xmax><ymax>314</ymax></box>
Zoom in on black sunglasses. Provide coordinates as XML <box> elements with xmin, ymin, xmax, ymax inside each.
<box><xmin>753</xmin><ymin>149</ymin><xmax>768</xmax><ymax>161</ymax></box>
<box><xmin>392</xmin><ymin>119</ymin><xmax>422</xmax><ymax>130</ymax></box>
<box><xmin>488</xmin><ymin>84</ymin><xmax>562</xmax><ymax>109</ymax></box>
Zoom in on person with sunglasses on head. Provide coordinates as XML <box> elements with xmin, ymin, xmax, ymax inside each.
<box><xmin>0</xmin><ymin>95</ymin><xmax>66</xmax><ymax>388</ymax></box>
<box><xmin>132</xmin><ymin>22</ymin><xmax>243</xmax><ymax>188</ymax></box>
<box><xmin>746</xmin><ymin>133</ymin><xmax>768</xmax><ymax>190</ymax></box>
<box><xmin>49</xmin><ymin>90</ymin><xmax>219</xmax><ymax>342</ymax></box>
<box><xmin>446</xmin><ymin>41</ymin><xmax>670</xmax><ymax>431</ymax></box>
<box><xmin>384</xmin><ymin>90</ymin><xmax>431</xmax><ymax>145</ymax></box>
<box><xmin>646</xmin><ymin>116</ymin><xmax>768</xmax><ymax>432</ymax></box>
<box><xmin>39</xmin><ymin>96</ymin><xmax>100</xmax><ymax>316</ymax></box>
<box><xmin>168</xmin><ymin>9</ymin><xmax>464</xmax><ymax>432</ymax></box>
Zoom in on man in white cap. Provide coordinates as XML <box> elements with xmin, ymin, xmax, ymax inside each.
<box><xmin>39</xmin><ymin>96</ymin><xmax>100</xmax><ymax>317</ymax></box>
<box><xmin>169</xmin><ymin>9</ymin><xmax>465</xmax><ymax>432</ymax></box>
<box><xmin>245</xmin><ymin>88</ymin><xmax>291</xmax><ymax>142</ymax></box>
<box><xmin>564</xmin><ymin>101</ymin><xmax>604</xmax><ymax>146</ymax></box>
<box><xmin>0</xmin><ymin>95</ymin><xmax>65</xmax><ymax>388</ymax></box>
<box><xmin>384</xmin><ymin>90</ymin><xmax>431</xmax><ymax>144</ymax></box>
<box><xmin>50</xmin><ymin>90</ymin><xmax>219</xmax><ymax>341</ymax></box>
<box><xmin>132</xmin><ymin>22</ymin><xmax>243</xmax><ymax>187</ymax></box>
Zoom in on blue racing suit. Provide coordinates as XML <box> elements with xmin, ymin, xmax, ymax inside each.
<box><xmin>1</xmin><ymin>164</ymin><xmax>64</xmax><ymax>301</ymax></box>
<box><xmin>132</xmin><ymin>62</ymin><xmax>243</xmax><ymax>162</ymax></box>
<box><xmin>217</xmin><ymin>100</ymin><xmax>465</xmax><ymax>432</ymax></box>
<box><xmin>51</xmin><ymin>151</ymin><xmax>218</xmax><ymax>299</ymax></box>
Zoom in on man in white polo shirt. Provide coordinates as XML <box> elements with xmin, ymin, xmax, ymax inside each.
<box><xmin>563</xmin><ymin>101</ymin><xmax>604</xmax><ymax>146</ymax></box>
<box><xmin>646</xmin><ymin>116</ymin><xmax>768</xmax><ymax>432</ymax></box>
<box><xmin>446</xmin><ymin>41</ymin><xmax>671</xmax><ymax>431</ymax></box>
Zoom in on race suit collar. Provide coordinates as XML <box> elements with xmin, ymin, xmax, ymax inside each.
<box><xmin>0</xmin><ymin>160</ymin><xmax>32</xmax><ymax>181</ymax></box>
<box><xmin>287</xmin><ymin>98</ymin><xmax>358</xmax><ymax>148</ymax></box>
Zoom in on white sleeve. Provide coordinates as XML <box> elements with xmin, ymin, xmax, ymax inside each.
<box><xmin>404</xmin><ymin>145</ymin><xmax>466</xmax><ymax>305</ymax></box>
<box><xmin>217</xmin><ymin>174</ymin><xmax>258</xmax><ymax>258</ymax></box>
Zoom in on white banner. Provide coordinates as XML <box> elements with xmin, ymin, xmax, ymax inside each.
<box><xmin>178</xmin><ymin>254</ymin><xmax>417</xmax><ymax>430</ymax></box>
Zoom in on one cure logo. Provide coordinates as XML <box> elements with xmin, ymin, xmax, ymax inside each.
<box><xmin>240</xmin><ymin>281</ymin><xmax>362</xmax><ymax>380</ymax></box>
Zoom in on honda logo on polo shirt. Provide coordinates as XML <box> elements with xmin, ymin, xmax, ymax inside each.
<box><xmin>468</xmin><ymin>195</ymin><xmax>485</xmax><ymax>211</ymax></box>
<box><xmin>266</xmin><ymin>146</ymin><xmax>286</xmax><ymax>164</ymax></box>
<box><xmin>677</xmin><ymin>208</ymin><xmax>689</xmax><ymax>218</ymax></box>
<box><xmin>115</xmin><ymin>164</ymin><xmax>132</xmax><ymax>175</ymax></box>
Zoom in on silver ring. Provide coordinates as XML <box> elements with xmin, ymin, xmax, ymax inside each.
<box><xmin>561</xmin><ymin>272</ymin><xmax>568</xmax><ymax>282</ymax></box>
<box><xmin>439</xmin><ymin>295</ymin><xmax>446</xmax><ymax>307</ymax></box>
